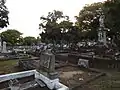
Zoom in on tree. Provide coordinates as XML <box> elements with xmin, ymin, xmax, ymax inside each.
<box><xmin>104</xmin><ymin>0</ymin><xmax>120</xmax><ymax>46</ymax></box>
<box><xmin>75</xmin><ymin>2</ymin><xmax>104</xmax><ymax>40</ymax></box>
<box><xmin>58</xmin><ymin>20</ymin><xmax>73</xmax><ymax>44</ymax></box>
<box><xmin>0</xmin><ymin>29</ymin><xmax>22</xmax><ymax>46</ymax></box>
<box><xmin>23</xmin><ymin>36</ymin><xmax>37</xmax><ymax>46</ymax></box>
<box><xmin>39</xmin><ymin>10</ymin><xmax>69</xmax><ymax>44</ymax></box>
<box><xmin>66</xmin><ymin>26</ymin><xmax>81</xmax><ymax>43</ymax></box>
<box><xmin>76</xmin><ymin>0</ymin><xmax>120</xmax><ymax>46</ymax></box>
<box><xmin>0</xmin><ymin>0</ymin><xmax>9</xmax><ymax>28</ymax></box>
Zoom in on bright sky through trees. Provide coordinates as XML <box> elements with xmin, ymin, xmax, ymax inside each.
<box><xmin>1</xmin><ymin>0</ymin><xmax>106</xmax><ymax>37</ymax></box>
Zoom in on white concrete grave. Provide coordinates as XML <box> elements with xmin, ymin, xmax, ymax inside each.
<box><xmin>0</xmin><ymin>70</ymin><xmax>69</xmax><ymax>90</ymax></box>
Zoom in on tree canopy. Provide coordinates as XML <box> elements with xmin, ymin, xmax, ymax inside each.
<box><xmin>39</xmin><ymin>10</ymin><xmax>71</xmax><ymax>44</ymax></box>
<box><xmin>39</xmin><ymin>10</ymin><xmax>82</xmax><ymax>44</ymax></box>
<box><xmin>104</xmin><ymin>0</ymin><xmax>120</xmax><ymax>45</ymax></box>
<box><xmin>75</xmin><ymin>0</ymin><xmax>120</xmax><ymax>46</ymax></box>
<box><xmin>23</xmin><ymin>36</ymin><xmax>37</xmax><ymax>46</ymax></box>
<box><xmin>75</xmin><ymin>2</ymin><xmax>104</xmax><ymax>40</ymax></box>
<box><xmin>0</xmin><ymin>0</ymin><xmax>9</xmax><ymax>28</ymax></box>
<box><xmin>0</xmin><ymin>29</ymin><xmax>22</xmax><ymax>46</ymax></box>
<box><xmin>38</xmin><ymin>0</ymin><xmax>120</xmax><ymax>46</ymax></box>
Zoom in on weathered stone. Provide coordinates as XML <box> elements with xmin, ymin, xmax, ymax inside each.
<box><xmin>2</xmin><ymin>41</ymin><xmax>7</xmax><ymax>53</ymax></box>
<box><xmin>38</xmin><ymin>49</ymin><xmax>58</xmax><ymax>80</ymax></box>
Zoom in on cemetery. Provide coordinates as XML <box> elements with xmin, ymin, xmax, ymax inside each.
<box><xmin>0</xmin><ymin>12</ymin><xmax>120</xmax><ymax>89</ymax></box>
<box><xmin>17</xmin><ymin>47</ymin><xmax>105</xmax><ymax>90</ymax></box>
<box><xmin>0</xmin><ymin>38</ymin><xmax>32</xmax><ymax>61</ymax></box>
<box><xmin>1</xmin><ymin>0</ymin><xmax>120</xmax><ymax>90</ymax></box>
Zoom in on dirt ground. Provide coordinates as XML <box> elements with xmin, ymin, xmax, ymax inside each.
<box><xmin>57</xmin><ymin>66</ymin><xmax>98</xmax><ymax>88</ymax></box>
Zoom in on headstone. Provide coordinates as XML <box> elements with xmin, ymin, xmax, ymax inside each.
<box><xmin>78</xmin><ymin>59</ymin><xmax>89</xmax><ymax>68</ymax></box>
<box><xmin>38</xmin><ymin>49</ymin><xmax>58</xmax><ymax>79</ymax></box>
<box><xmin>2</xmin><ymin>41</ymin><xmax>7</xmax><ymax>53</ymax></box>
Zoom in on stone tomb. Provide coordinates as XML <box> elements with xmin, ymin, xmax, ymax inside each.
<box><xmin>0</xmin><ymin>70</ymin><xmax>69</xmax><ymax>90</ymax></box>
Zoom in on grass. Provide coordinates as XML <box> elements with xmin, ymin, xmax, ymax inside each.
<box><xmin>0</xmin><ymin>60</ymin><xmax>19</xmax><ymax>74</ymax></box>
<box><xmin>86</xmin><ymin>72</ymin><xmax>120</xmax><ymax>90</ymax></box>
<box><xmin>74</xmin><ymin>70</ymin><xmax>120</xmax><ymax>90</ymax></box>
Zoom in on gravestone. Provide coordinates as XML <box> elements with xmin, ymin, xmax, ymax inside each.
<box><xmin>38</xmin><ymin>49</ymin><xmax>58</xmax><ymax>79</ymax></box>
<box><xmin>2</xmin><ymin>41</ymin><xmax>7</xmax><ymax>53</ymax></box>
<box><xmin>78</xmin><ymin>59</ymin><xmax>89</xmax><ymax>68</ymax></box>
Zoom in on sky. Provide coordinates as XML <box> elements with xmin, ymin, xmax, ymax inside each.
<box><xmin>1</xmin><ymin>0</ymin><xmax>106</xmax><ymax>38</ymax></box>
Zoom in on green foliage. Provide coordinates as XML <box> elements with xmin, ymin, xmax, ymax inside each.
<box><xmin>0</xmin><ymin>29</ymin><xmax>22</xmax><ymax>46</ymax></box>
<box><xmin>75</xmin><ymin>2</ymin><xmax>104</xmax><ymax>40</ymax></box>
<box><xmin>39</xmin><ymin>10</ymin><xmax>71</xmax><ymax>43</ymax></box>
<box><xmin>59</xmin><ymin>21</ymin><xmax>73</xmax><ymax>33</ymax></box>
<box><xmin>23</xmin><ymin>36</ymin><xmax>37</xmax><ymax>45</ymax></box>
<box><xmin>75</xmin><ymin>0</ymin><xmax>120</xmax><ymax>46</ymax></box>
<box><xmin>39</xmin><ymin>1</ymin><xmax>120</xmax><ymax>44</ymax></box>
<box><xmin>64</xmin><ymin>26</ymin><xmax>81</xmax><ymax>43</ymax></box>
<box><xmin>0</xmin><ymin>0</ymin><xmax>9</xmax><ymax>28</ymax></box>
<box><xmin>104</xmin><ymin>0</ymin><xmax>120</xmax><ymax>46</ymax></box>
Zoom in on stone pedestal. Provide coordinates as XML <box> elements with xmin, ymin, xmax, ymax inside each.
<box><xmin>48</xmin><ymin>72</ymin><xmax>59</xmax><ymax>80</ymax></box>
<box><xmin>103</xmin><ymin>31</ymin><xmax>107</xmax><ymax>45</ymax></box>
<box><xmin>98</xmin><ymin>30</ymin><xmax>107</xmax><ymax>46</ymax></box>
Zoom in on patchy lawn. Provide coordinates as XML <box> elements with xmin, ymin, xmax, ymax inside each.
<box><xmin>78</xmin><ymin>71</ymin><xmax>120</xmax><ymax>90</ymax></box>
<box><xmin>0</xmin><ymin>60</ymin><xmax>21</xmax><ymax>75</ymax></box>
<box><xmin>72</xmin><ymin>70</ymin><xmax>120</xmax><ymax>90</ymax></box>
<box><xmin>89</xmin><ymin>72</ymin><xmax>120</xmax><ymax>90</ymax></box>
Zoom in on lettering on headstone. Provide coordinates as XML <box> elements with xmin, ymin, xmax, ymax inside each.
<box><xmin>43</xmin><ymin>55</ymin><xmax>51</xmax><ymax>68</ymax></box>
<box><xmin>39</xmin><ymin>49</ymin><xmax>55</xmax><ymax>72</ymax></box>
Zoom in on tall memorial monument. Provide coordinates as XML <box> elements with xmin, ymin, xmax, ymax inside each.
<box><xmin>0</xmin><ymin>37</ymin><xmax>8</xmax><ymax>53</ymax></box>
<box><xmin>2</xmin><ymin>41</ymin><xmax>7</xmax><ymax>53</ymax></box>
<box><xmin>97</xmin><ymin>8</ymin><xmax>108</xmax><ymax>46</ymax></box>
